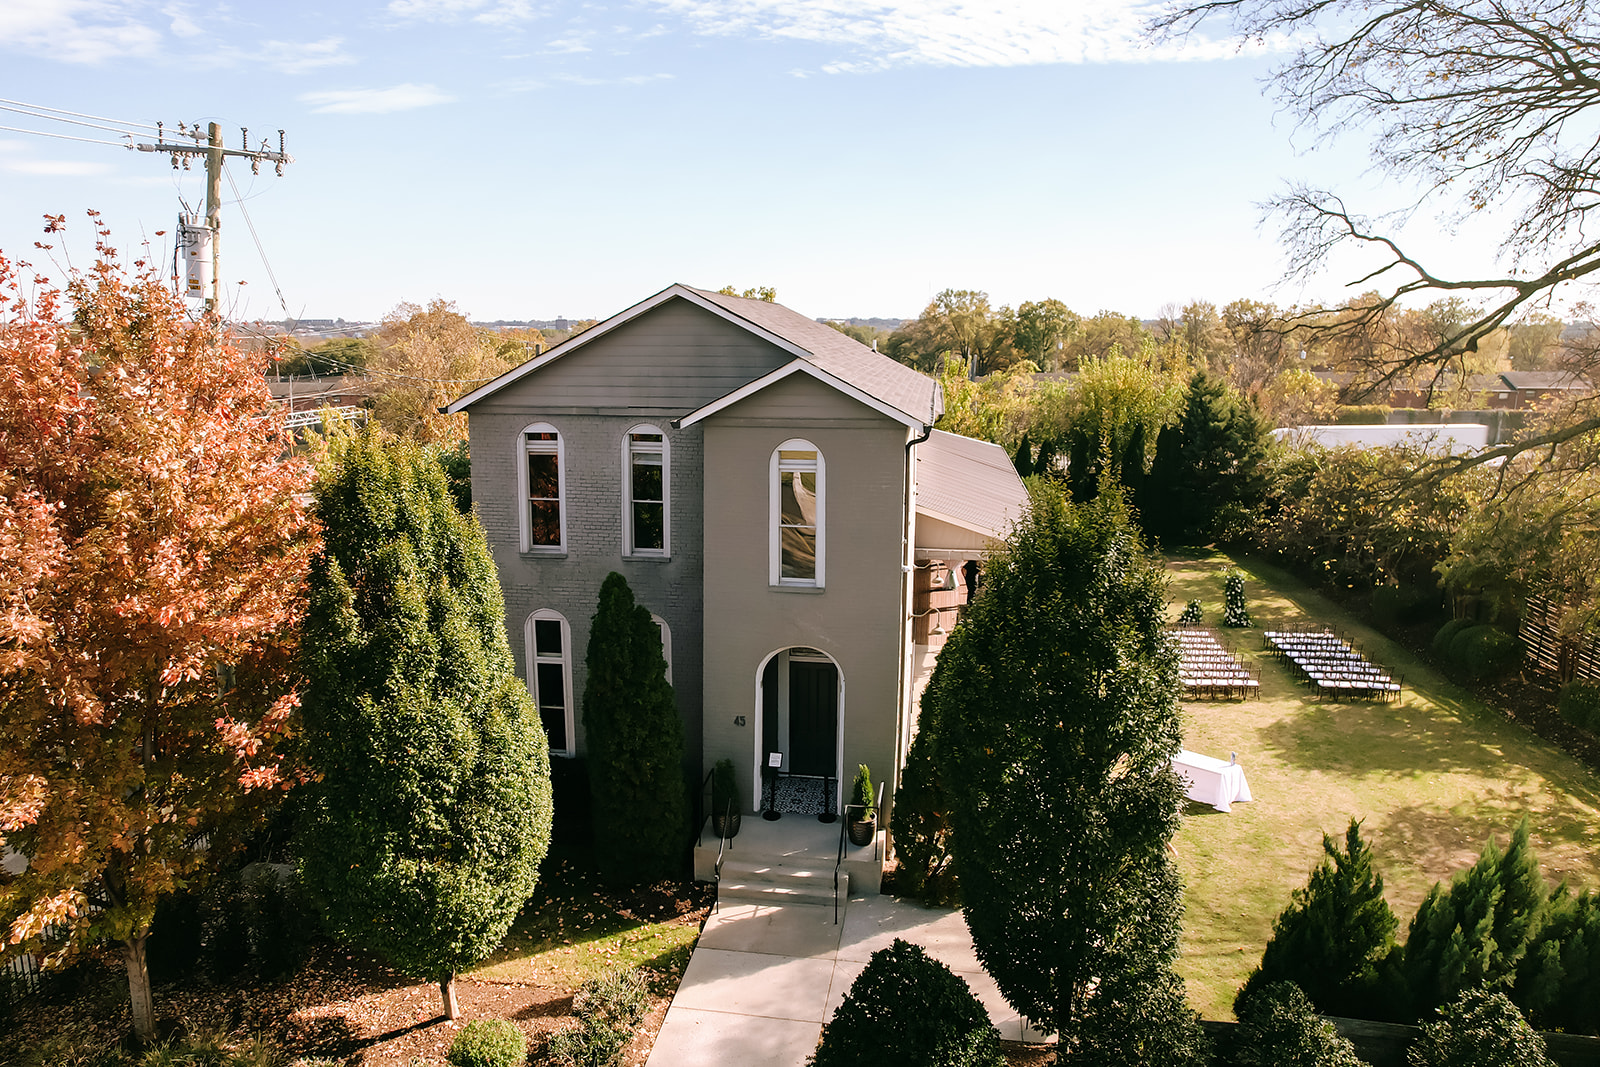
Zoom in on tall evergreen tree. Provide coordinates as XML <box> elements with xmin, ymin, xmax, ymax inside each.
<box><xmin>583</xmin><ymin>572</ymin><xmax>688</xmax><ymax>885</ymax></box>
<box><xmin>1514</xmin><ymin>886</ymin><xmax>1600</xmax><ymax>1035</ymax></box>
<box><xmin>298</xmin><ymin>426</ymin><xmax>552</xmax><ymax>1019</ymax></box>
<box><xmin>1239</xmin><ymin>819</ymin><xmax>1399</xmax><ymax>1018</ymax></box>
<box><xmin>924</xmin><ymin>487</ymin><xmax>1204</xmax><ymax>1063</ymax></box>
<box><xmin>1395</xmin><ymin>818</ymin><xmax>1548</xmax><ymax>1021</ymax></box>
<box><xmin>1143</xmin><ymin>370</ymin><xmax>1270</xmax><ymax>545</ymax></box>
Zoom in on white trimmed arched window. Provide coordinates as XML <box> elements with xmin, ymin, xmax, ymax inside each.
<box><xmin>525</xmin><ymin>609</ymin><xmax>574</xmax><ymax>756</ymax></box>
<box><xmin>518</xmin><ymin>422</ymin><xmax>565</xmax><ymax>553</ymax></box>
<box><xmin>770</xmin><ymin>439</ymin><xmax>824</xmax><ymax>588</ymax></box>
<box><xmin>651</xmin><ymin>613</ymin><xmax>673</xmax><ymax>684</ymax></box>
<box><xmin>622</xmin><ymin>425</ymin><xmax>669</xmax><ymax>557</ymax></box>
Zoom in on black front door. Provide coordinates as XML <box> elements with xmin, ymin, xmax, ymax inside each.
<box><xmin>787</xmin><ymin>659</ymin><xmax>838</xmax><ymax>778</ymax></box>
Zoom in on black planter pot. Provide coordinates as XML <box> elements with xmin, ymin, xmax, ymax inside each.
<box><xmin>847</xmin><ymin>814</ymin><xmax>876</xmax><ymax>847</ymax></box>
<box><xmin>712</xmin><ymin>812</ymin><xmax>741</xmax><ymax>839</ymax></box>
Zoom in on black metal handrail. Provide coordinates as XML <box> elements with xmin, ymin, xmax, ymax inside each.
<box><xmin>834</xmin><ymin>805</ymin><xmax>848</xmax><ymax>924</ymax></box>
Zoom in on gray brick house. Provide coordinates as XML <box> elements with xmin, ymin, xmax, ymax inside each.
<box><xmin>447</xmin><ymin>284</ymin><xmax>1026</xmax><ymax>836</ymax></box>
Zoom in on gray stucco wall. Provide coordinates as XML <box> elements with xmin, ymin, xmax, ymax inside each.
<box><xmin>699</xmin><ymin>372</ymin><xmax>911</xmax><ymax>816</ymax></box>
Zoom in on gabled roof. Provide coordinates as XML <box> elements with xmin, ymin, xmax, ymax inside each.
<box><xmin>446</xmin><ymin>283</ymin><xmax>942</xmax><ymax>426</ymax></box>
<box><xmin>915</xmin><ymin>430</ymin><xmax>1029</xmax><ymax>541</ymax></box>
<box><xmin>1499</xmin><ymin>370</ymin><xmax>1593</xmax><ymax>391</ymax></box>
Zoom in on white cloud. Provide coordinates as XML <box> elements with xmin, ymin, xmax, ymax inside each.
<box><xmin>261</xmin><ymin>36</ymin><xmax>357</xmax><ymax>74</ymax></box>
<box><xmin>543</xmin><ymin>36</ymin><xmax>592</xmax><ymax>53</ymax></box>
<box><xmin>549</xmin><ymin>71</ymin><xmax>673</xmax><ymax>86</ymax></box>
<box><xmin>641</xmin><ymin>0</ymin><xmax>1264</xmax><ymax>68</ymax></box>
<box><xmin>386</xmin><ymin>0</ymin><xmax>547</xmax><ymax>25</ymax></box>
<box><xmin>0</xmin><ymin>0</ymin><xmax>162</xmax><ymax>64</ymax></box>
<box><xmin>0</xmin><ymin>141</ymin><xmax>114</xmax><ymax>176</ymax></box>
<box><xmin>163</xmin><ymin>3</ymin><xmax>202</xmax><ymax>38</ymax></box>
<box><xmin>299</xmin><ymin>83</ymin><xmax>457</xmax><ymax>114</ymax></box>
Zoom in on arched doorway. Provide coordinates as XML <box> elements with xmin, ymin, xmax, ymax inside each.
<box><xmin>754</xmin><ymin>647</ymin><xmax>842</xmax><ymax>819</ymax></box>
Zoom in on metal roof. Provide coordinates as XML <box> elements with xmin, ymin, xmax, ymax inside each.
<box><xmin>914</xmin><ymin>429</ymin><xmax>1029</xmax><ymax>541</ymax></box>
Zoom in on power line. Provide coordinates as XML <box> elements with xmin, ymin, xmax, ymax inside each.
<box><xmin>0</xmin><ymin>123</ymin><xmax>132</xmax><ymax>148</ymax></box>
<box><xmin>0</xmin><ymin>103</ymin><xmax>143</xmax><ymax>139</ymax></box>
<box><xmin>0</xmin><ymin>97</ymin><xmax>160</xmax><ymax>133</ymax></box>
<box><xmin>223</xmin><ymin>159</ymin><xmax>291</xmax><ymax>322</ymax></box>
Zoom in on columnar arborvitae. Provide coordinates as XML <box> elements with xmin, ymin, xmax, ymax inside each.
<box><xmin>925</xmin><ymin>487</ymin><xmax>1206</xmax><ymax>1064</ymax></box>
<box><xmin>583</xmin><ymin>572</ymin><xmax>688</xmax><ymax>885</ymax></box>
<box><xmin>299</xmin><ymin>425</ymin><xmax>552</xmax><ymax>1018</ymax></box>
<box><xmin>1239</xmin><ymin>819</ymin><xmax>1399</xmax><ymax>1019</ymax></box>
<box><xmin>1143</xmin><ymin>370</ymin><xmax>1270</xmax><ymax>545</ymax></box>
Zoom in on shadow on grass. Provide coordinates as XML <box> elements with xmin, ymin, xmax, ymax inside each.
<box><xmin>1253</xmin><ymin>698</ymin><xmax>1505</xmax><ymax>778</ymax></box>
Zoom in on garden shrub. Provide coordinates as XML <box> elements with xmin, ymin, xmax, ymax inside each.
<box><xmin>1178</xmin><ymin>599</ymin><xmax>1203</xmax><ymax>625</ymax></box>
<box><xmin>1229</xmin><ymin>982</ymin><xmax>1364</xmax><ymax>1067</ymax></box>
<box><xmin>890</xmin><ymin>727</ymin><xmax>960</xmax><ymax>906</ymax></box>
<box><xmin>241</xmin><ymin>863</ymin><xmax>315</xmax><ymax>978</ymax></box>
<box><xmin>1406</xmin><ymin>987</ymin><xmax>1555</xmax><ymax>1067</ymax></box>
<box><xmin>447</xmin><ymin>1019</ymin><xmax>527</xmax><ymax>1067</ymax></box>
<box><xmin>1335</xmin><ymin>405</ymin><xmax>1390</xmax><ymax>424</ymax></box>
<box><xmin>547</xmin><ymin>967</ymin><xmax>649</xmax><ymax>1066</ymax></box>
<box><xmin>203</xmin><ymin>872</ymin><xmax>252</xmax><ymax>981</ymax></box>
<box><xmin>1557</xmin><ymin>680</ymin><xmax>1600</xmax><ymax>734</ymax></box>
<box><xmin>1238</xmin><ymin>819</ymin><xmax>1397</xmax><ymax>1020</ymax></box>
<box><xmin>810</xmin><ymin>938</ymin><xmax>1004</xmax><ymax>1067</ymax></box>
<box><xmin>146</xmin><ymin>889</ymin><xmax>205</xmax><ymax>985</ymax></box>
<box><xmin>1431</xmin><ymin>618</ymin><xmax>1474</xmax><ymax>656</ymax></box>
<box><xmin>1445</xmin><ymin>626</ymin><xmax>1521</xmax><ymax>680</ymax></box>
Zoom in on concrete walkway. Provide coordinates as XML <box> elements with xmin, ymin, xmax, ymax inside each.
<box><xmin>645</xmin><ymin>894</ymin><xmax>1052</xmax><ymax>1065</ymax></box>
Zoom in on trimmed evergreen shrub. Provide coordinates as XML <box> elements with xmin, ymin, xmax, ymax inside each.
<box><xmin>1406</xmin><ymin>987</ymin><xmax>1555</xmax><ymax>1067</ymax></box>
<box><xmin>583</xmin><ymin>572</ymin><xmax>689</xmax><ymax>885</ymax></box>
<box><xmin>1335</xmin><ymin>405</ymin><xmax>1390</xmax><ymax>424</ymax></box>
<box><xmin>241</xmin><ymin>863</ymin><xmax>315</xmax><ymax>978</ymax></box>
<box><xmin>547</xmin><ymin>967</ymin><xmax>650</xmax><ymax>1066</ymax></box>
<box><xmin>810</xmin><ymin>939</ymin><xmax>1005</xmax><ymax>1067</ymax></box>
<box><xmin>1178</xmin><ymin>599</ymin><xmax>1203</xmax><ymax>625</ymax></box>
<box><xmin>447</xmin><ymin>1019</ymin><xmax>527</xmax><ymax>1067</ymax></box>
<box><xmin>1223</xmin><ymin>571</ymin><xmax>1253</xmax><ymax>628</ymax></box>
<box><xmin>146</xmin><ymin>889</ymin><xmax>205</xmax><ymax>985</ymax></box>
<box><xmin>1230</xmin><ymin>982</ymin><xmax>1364</xmax><ymax>1067</ymax></box>
<box><xmin>890</xmin><ymin>725</ymin><xmax>960</xmax><ymax>906</ymax></box>
<box><xmin>1514</xmin><ymin>885</ymin><xmax>1600</xmax><ymax>1035</ymax></box>
<box><xmin>1395</xmin><ymin>819</ymin><xmax>1548</xmax><ymax>1021</ymax></box>
<box><xmin>1239</xmin><ymin>819</ymin><xmax>1398</xmax><ymax>1019</ymax></box>
<box><xmin>1431</xmin><ymin>618</ymin><xmax>1474</xmax><ymax>656</ymax></box>
<box><xmin>1445</xmin><ymin>626</ymin><xmax>1520</xmax><ymax>680</ymax></box>
<box><xmin>1557</xmin><ymin>680</ymin><xmax>1600</xmax><ymax>734</ymax></box>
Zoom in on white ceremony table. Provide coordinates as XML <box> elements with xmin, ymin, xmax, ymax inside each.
<box><xmin>1171</xmin><ymin>750</ymin><xmax>1253</xmax><ymax>813</ymax></box>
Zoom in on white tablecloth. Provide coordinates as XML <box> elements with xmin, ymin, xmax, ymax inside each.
<box><xmin>1172</xmin><ymin>750</ymin><xmax>1252</xmax><ymax>813</ymax></box>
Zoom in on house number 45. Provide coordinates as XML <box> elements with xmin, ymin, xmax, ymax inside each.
<box><xmin>733</xmin><ymin>715</ymin><xmax>746</xmax><ymax>727</ymax></box>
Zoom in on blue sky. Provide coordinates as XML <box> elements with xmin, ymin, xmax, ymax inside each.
<box><xmin>0</xmin><ymin>0</ymin><xmax>1510</xmax><ymax>324</ymax></box>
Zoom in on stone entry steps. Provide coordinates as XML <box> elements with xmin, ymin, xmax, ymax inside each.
<box><xmin>718</xmin><ymin>860</ymin><xmax>848</xmax><ymax>911</ymax></box>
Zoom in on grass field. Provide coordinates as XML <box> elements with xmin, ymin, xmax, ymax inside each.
<box><xmin>1166</xmin><ymin>551</ymin><xmax>1600</xmax><ymax>1020</ymax></box>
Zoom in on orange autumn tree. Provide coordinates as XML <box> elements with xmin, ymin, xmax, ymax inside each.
<box><xmin>0</xmin><ymin>220</ymin><xmax>316</xmax><ymax>1041</ymax></box>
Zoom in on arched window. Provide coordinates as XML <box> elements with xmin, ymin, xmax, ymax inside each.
<box><xmin>525</xmin><ymin>609</ymin><xmax>573</xmax><ymax>756</ymax></box>
<box><xmin>770</xmin><ymin>439</ymin><xmax>824</xmax><ymax>588</ymax></box>
<box><xmin>519</xmin><ymin>423</ymin><xmax>564</xmax><ymax>553</ymax></box>
<box><xmin>651</xmin><ymin>613</ymin><xmax>673</xmax><ymax>684</ymax></box>
<box><xmin>622</xmin><ymin>425</ymin><xmax>669</xmax><ymax>557</ymax></box>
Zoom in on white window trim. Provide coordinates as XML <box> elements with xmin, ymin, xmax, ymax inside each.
<box><xmin>526</xmin><ymin>609</ymin><xmax>575</xmax><ymax>757</ymax></box>
<box><xmin>518</xmin><ymin>422</ymin><xmax>566</xmax><ymax>554</ymax></box>
<box><xmin>651</xmin><ymin>613</ymin><xmax>673</xmax><ymax>684</ymax></box>
<box><xmin>770</xmin><ymin>438</ymin><xmax>825</xmax><ymax>588</ymax></box>
<box><xmin>621</xmin><ymin>425</ymin><xmax>670</xmax><ymax>559</ymax></box>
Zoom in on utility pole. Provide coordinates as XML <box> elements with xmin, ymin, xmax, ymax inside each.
<box><xmin>135</xmin><ymin>120</ymin><xmax>292</xmax><ymax>313</ymax></box>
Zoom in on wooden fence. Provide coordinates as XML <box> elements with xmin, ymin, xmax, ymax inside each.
<box><xmin>1520</xmin><ymin>595</ymin><xmax>1600</xmax><ymax>684</ymax></box>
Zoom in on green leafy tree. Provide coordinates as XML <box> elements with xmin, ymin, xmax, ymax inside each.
<box><xmin>924</xmin><ymin>488</ymin><xmax>1203</xmax><ymax>1061</ymax></box>
<box><xmin>1407</xmin><ymin>987</ymin><xmax>1556</xmax><ymax>1067</ymax></box>
<box><xmin>1239</xmin><ymin>819</ymin><xmax>1399</xmax><ymax>1019</ymax></box>
<box><xmin>1231</xmin><ymin>982</ymin><xmax>1365</xmax><ymax>1067</ymax></box>
<box><xmin>583</xmin><ymin>572</ymin><xmax>688</xmax><ymax>885</ymax></box>
<box><xmin>1144</xmin><ymin>370</ymin><xmax>1272</xmax><ymax>544</ymax></box>
<box><xmin>298</xmin><ymin>425</ymin><xmax>552</xmax><ymax>1019</ymax></box>
<box><xmin>1394</xmin><ymin>819</ymin><xmax>1548</xmax><ymax>1022</ymax></box>
<box><xmin>810</xmin><ymin>938</ymin><xmax>1005</xmax><ymax>1067</ymax></box>
<box><xmin>1012</xmin><ymin>298</ymin><xmax>1079</xmax><ymax>371</ymax></box>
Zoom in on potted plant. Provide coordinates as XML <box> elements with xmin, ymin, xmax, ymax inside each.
<box><xmin>712</xmin><ymin>758</ymin><xmax>740</xmax><ymax>839</ymax></box>
<box><xmin>847</xmin><ymin>764</ymin><xmax>876</xmax><ymax>847</ymax></box>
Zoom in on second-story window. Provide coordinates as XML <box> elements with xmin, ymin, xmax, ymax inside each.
<box><xmin>522</xmin><ymin>424</ymin><xmax>564</xmax><ymax>552</ymax></box>
<box><xmin>624</xmin><ymin>427</ymin><xmax>668</xmax><ymax>556</ymax></box>
<box><xmin>771</xmin><ymin>440</ymin><xmax>824</xmax><ymax>587</ymax></box>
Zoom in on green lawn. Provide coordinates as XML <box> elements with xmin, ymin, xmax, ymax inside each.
<box><xmin>1166</xmin><ymin>551</ymin><xmax>1600</xmax><ymax>1020</ymax></box>
<box><xmin>466</xmin><ymin>855</ymin><xmax>703</xmax><ymax>992</ymax></box>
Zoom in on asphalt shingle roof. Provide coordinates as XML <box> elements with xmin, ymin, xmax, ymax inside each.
<box><xmin>914</xmin><ymin>429</ymin><xmax>1029</xmax><ymax>541</ymax></box>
